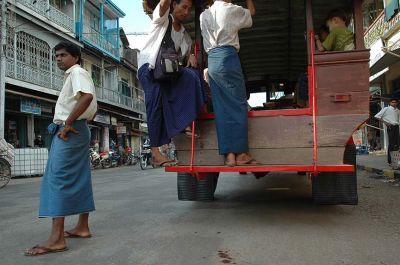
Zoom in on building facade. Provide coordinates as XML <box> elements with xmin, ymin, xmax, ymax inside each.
<box><xmin>363</xmin><ymin>0</ymin><xmax>400</xmax><ymax>151</ymax></box>
<box><xmin>0</xmin><ymin>0</ymin><xmax>146</xmax><ymax>152</ymax></box>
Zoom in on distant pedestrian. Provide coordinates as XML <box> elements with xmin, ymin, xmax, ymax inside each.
<box><xmin>25</xmin><ymin>41</ymin><xmax>97</xmax><ymax>256</ymax></box>
<box><xmin>375</xmin><ymin>98</ymin><xmax>400</xmax><ymax>164</ymax></box>
<box><xmin>34</xmin><ymin>135</ymin><xmax>44</xmax><ymax>147</ymax></box>
<box><xmin>93</xmin><ymin>139</ymin><xmax>100</xmax><ymax>153</ymax></box>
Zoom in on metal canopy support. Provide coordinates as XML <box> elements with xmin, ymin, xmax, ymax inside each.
<box><xmin>0</xmin><ymin>0</ymin><xmax>7</xmax><ymax>138</ymax></box>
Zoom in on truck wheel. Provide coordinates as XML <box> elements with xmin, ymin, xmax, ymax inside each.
<box><xmin>312</xmin><ymin>144</ymin><xmax>358</xmax><ymax>205</ymax></box>
<box><xmin>211</xmin><ymin>172</ymin><xmax>219</xmax><ymax>194</ymax></box>
<box><xmin>196</xmin><ymin>173</ymin><xmax>219</xmax><ymax>201</ymax></box>
<box><xmin>177</xmin><ymin>172</ymin><xmax>219</xmax><ymax>201</ymax></box>
<box><xmin>177</xmin><ymin>173</ymin><xmax>198</xmax><ymax>201</ymax></box>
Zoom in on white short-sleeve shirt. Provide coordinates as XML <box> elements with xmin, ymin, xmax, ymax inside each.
<box><xmin>200</xmin><ymin>1</ymin><xmax>252</xmax><ymax>53</ymax></box>
<box><xmin>53</xmin><ymin>64</ymin><xmax>97</xmax><ymax>124</ymax></box>
<box><xmin>375</xmin><ymin>106</ymin><xmax>400</xmax><ymax>125</ymax></box>
<box><xmin>138</xmin><ymin>4</ymin><xmax>192</xmax><ymax>70</ymax></box>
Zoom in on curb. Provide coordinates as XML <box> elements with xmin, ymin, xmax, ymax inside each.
<box><xmin>357</xmin><ymin>164</ymin><xmax>400</xmax><ymax>180</ymax></box>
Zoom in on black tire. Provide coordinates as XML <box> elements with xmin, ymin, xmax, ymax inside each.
<box><xmin>0</xmin><ymin>158</ymin><xmax>11</xmax><ymax>189</ymax></box>
<box><xmin>101</xmin><ymin>159</ymin><xmax>112</xmax><ymax>169</ymax></box>
<box><xmin>312</xmin><ymin>144</ymin><xmax>358</xmax><ymax>205</ymax></box>
<box><xmin>177</xmin><ymin>173</ymin><xmax>198</xmax><ymax>201</ymax></box>
<box><xmin>140</xmin><ymin>156</ymin><xmax>148</xmax><ymax>170</ymax></box>
<box><xmin>177</xmin><ymin>172</ymin><xmax>219</xmax><ymax>201</ymax></box>
<box><xmin>211</xmin><ymin>172</ymin><xmax>219</xmax><ymax>194</ymax></box>
<box><xmin>93</xmin><ymin>159</ymin><xmax>100</xmax><ymax>168</ymax></box>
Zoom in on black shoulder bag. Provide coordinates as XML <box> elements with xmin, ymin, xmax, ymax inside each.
<box><xmin>153</xmin><ymin>15</ymin><xmax>183</xmax><ymax>82</ymax></box>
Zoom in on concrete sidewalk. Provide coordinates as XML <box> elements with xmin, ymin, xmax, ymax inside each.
<box><xmin>357</xmin><ymin>153</ymin><xmax>400</xmax><ymax>180</ymax></box>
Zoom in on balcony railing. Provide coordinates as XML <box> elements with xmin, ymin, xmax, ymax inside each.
<box><xmin>16</xmin><ymin>0</ymin><xmax>74</xmax><ymax>32</ymax></box>
<box><xmin>6</xmin><ymin>58</ymin><xmax>64</xmax><ymax>91</ymax></box>
<box><xmin>5</xmin><ymin>27</ymin><xmax>63</xmax><ymax>91</ymax></box>
<box><xmin>364</xmin><ymin>11</ymin><xmax>400</xmax><ymax>48</ymax></box>
<box><xmin>95</xmin><ymin>85</ymin><xmax>145</xmax><ymax>113</ymax></box>
<box><xmin>82</xmin><ymin>24</ymin><xmax>119</xmax><ymax>59</ymax></box>
<box><xmin>48</xmin><ymin>4</ymin><xmax>74</xmax><ymax>32</ymax></box>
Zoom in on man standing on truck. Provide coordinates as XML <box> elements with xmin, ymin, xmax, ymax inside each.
<box><xmin>138</xmin><ymin>0</ymin><xmax>206</xmax><ymax>167</ymax></box>
<box><xmin>200</xmin><ymin>0</ymin><xmax>259</xmax><ymax>166</ymax></box>
<box><xmin>375</xmin><ymin>98</ymin><xmax>400</xmax><ymax>164</ymax></box>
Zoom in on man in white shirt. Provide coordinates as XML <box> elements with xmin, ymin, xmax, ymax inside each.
<box><xmin>138</xmin><ymin>0</ymin><xmax>206</xmax><ymax>167</ymax></box>
<box><xmin>375</xmin><ymin>98</ymin><xmax>400</xmax><ymax>164</ymax></box>
<box><xmin>200</xmin><ymin>0</ymin><xmax>259</xmax><ymax>166</ymax></box>
<box><xmin>25</xmin><ymin>42</ymin><xmax>97</xmax><ymax>256</ymax></box>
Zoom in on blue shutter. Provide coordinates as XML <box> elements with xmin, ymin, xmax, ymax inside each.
<box><xmin>384</xmin><ymin>0</ymin><xmax>399</xmax><ymax>21</ymax></box>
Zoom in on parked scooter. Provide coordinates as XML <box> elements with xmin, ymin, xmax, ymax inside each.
<box><xmin>108</xmin><ymin>149</ymin><xmax>120</xmax><ymax>168</ymax></box>
<box><xmin>140</xmin><ymin>140</ymin><xmax>152</xmax><ymax>170</ymax></box>
<box><xmin>99</xmin><ymin>151</ymin><xmax>112</xmax><ymax>169</ymax></box>
<box><xmin>124</xmin><ymin>147</ymin><xmax>138</xmax><ymax>166</ymax></box>
<box><xmin>89</xmin><ymin>148</ymin><xmax>101</xmax><ymax>168</ymax></box>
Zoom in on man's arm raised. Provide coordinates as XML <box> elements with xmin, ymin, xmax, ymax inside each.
<box><xmin>246</xmin><ymin>0</ymin><xmax>256</xmax><ymax>16</ymax></box>
<box><xmin>159</xmin><ymin>0</ymin><xmax>171</xmax><ymax>18</ymax></box>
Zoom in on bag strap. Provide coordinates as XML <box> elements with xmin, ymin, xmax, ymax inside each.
<box><xmin>161</xmin><ymin>15</ymin><xmax>174</xmax><ymax>48</ymax></box>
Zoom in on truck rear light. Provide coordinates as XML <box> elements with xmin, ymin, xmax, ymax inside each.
<box><xmin>332</xmin><ymin>94</ymin><xmax>351</xmax><ymax>102</ymax></box>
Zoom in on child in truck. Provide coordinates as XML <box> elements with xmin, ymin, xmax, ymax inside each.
<box><xmin>315</xmin><ymin>9</ymin><xmax>354</xmax><ymax>52</ymax></box>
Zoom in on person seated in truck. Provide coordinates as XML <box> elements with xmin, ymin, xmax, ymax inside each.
<box><xmin>315</xmin><ymin>9</ymin><xmax>354</xmax><ymax>52</ymax></box>
<box><xmin>318</xmin><ymin>24</ymin><xmax>329</xmax><ymax>42</ymax></box>
<box><xmin>294</xmin><ymin>72</ymin><xmax>309</xmax><ymax>108</ymax></box>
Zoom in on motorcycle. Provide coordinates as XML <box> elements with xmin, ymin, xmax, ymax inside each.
<box><xmin>124</xmin><ymin>147</ymin><xmax>138</xmax><ymax>166</ymax></box>
<box><xmin>140</xmin><ymin>142</ymin><xmax>152</xmax><ymax>170</ymax></box>
<box><xmin>108</xmin><ymin>150</ymin><xmax>120</xmax><ymax>168</ymax></box>
<box><xmin>89</xmin><ymin>148</ymin><xmax>101</xmax><ymax>168</ymax></box>
<box><xmin>99</xmin><ymin>151</ymin><xmax>112</xmax><ymax>169</ymax></box>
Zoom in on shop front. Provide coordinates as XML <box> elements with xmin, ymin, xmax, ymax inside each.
<box><xmin>5</xmin><ymin>93</ymin><xmax>54</xmax><ymax>149</ymax></box>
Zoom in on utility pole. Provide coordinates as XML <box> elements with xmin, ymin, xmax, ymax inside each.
<box><xmin>0</xmin><ymin>0</ymin><xmax>7</xmax><ymax>138</ymax></box>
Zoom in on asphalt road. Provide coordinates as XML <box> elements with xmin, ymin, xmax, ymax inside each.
<box><xmin>1</xmin><ymin>166</ymin><xmax>399</xmax><ymax>265</ymax></box>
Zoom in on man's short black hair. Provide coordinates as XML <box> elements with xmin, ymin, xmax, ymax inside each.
<box><xmin>54</xmin><ymin>41</ymin><xmax>81</xmax><ymax>64</ymax></box>
<box><xmin>326</xmin><ymin>8</ymin><xmax>348</xmax><ymax>23</ymax></box>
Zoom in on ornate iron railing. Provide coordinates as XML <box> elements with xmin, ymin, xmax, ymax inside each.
<box><xmin>5</xmin><ymin>29</ymin><xmax>63</xmax><ymax>91</ymax></box>
<box><xmin>96</xmin><ymin>85</ymin><xmax>145</xmax><ymax>113</ymax></box>
<box><xmin>48</xmin><ymin>4</ymin><xmax>74</xmax><ymax>32</ymax></box>
<box><xmin>364</xmin><ymin>11</ymin><xmax>400</xmax><ymax>48</ymax></box>
<box><xmin>16</xmin><ymin>0</ymin><xmax>74</xmax><ymax>32</ymax></box>
<box><xmin>82</xmin><ymin>24</ymin><xmax>119</xmax><ymax>58</ymax></box>
<box><xmin>119</xmin><ymin>80</ymin><xmax>146</xmax><ymax>113</ymax></box>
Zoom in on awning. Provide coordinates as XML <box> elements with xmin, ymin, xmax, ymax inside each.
<box><xmin>370</xmin><ymin>47</ymin><xmax>400</xmax><ymax>76</ymax></box>
<box><xmin>369</xmin><ymin>67</ymin><xmax>389</xmax><ymax>84</ymax></box>
<box><xmin>370</xmin><ymin>35</ymin><xmax>400</xmax><ymax>76</ymax></box>
<box><xmin>98</xmin><ymin>107</ymin><xmax>144</xmax><ymax>122</ymax></box>
<box><xmin>5</xmin><ymin>89</ymin><xmax>57</xmax><ymax>103</ymax></box>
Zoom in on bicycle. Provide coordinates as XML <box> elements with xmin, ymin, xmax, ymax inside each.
<box><xmin>0</xmin><ymin>156</ymin><xmax>11</xmax><ymax>188</ymax></box>
<box><xmin>0</xmin><ymin>139</ymin><xmax>13</xmax><ymax>189</ymax></box>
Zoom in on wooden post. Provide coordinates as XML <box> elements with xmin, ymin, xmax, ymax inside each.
<box><xmin>354</xmin><ymin>0</ymin><xmax>366</xmax><ymax>50</ymax></box>
<box><xmin>306</xmin><ymin>0</ymin><xmax>314</xmax><ymax>64</ymax></box>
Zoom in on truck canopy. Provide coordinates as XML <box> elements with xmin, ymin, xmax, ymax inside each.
<box><xmin>169</xmin><ymin>0</ymin><xmax>356</xmax><ymax>95</ymax></box>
